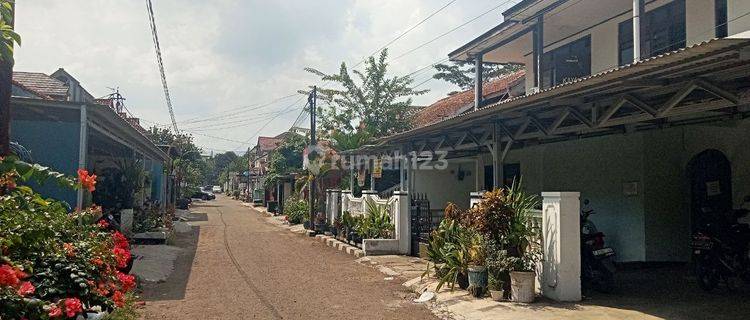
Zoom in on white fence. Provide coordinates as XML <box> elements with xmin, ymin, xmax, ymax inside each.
<box><xmin>325</xmin><ymin>190</ymin><xmax>410</xmax><ymax>255</ymax></box>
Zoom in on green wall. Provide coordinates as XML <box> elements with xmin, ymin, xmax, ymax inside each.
<box><xmin>11</xmin><ymin>119</ymin><xmax>80</xmax><ymax>207</ymax></box>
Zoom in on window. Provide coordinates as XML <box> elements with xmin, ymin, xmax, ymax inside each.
<box><xmin>540</xmin><ymin>36</ymin><xmax>591</xmax><ymax>89</ymax></box>
<box><xmin>618</xmin><ymin>0</ymin><xmax>686</xmax><ymax>66</ymax></box>
<box><xmin>716</xmin><ymin>0</ymin><xmax>728</xmax><ymax>38</ymax></box>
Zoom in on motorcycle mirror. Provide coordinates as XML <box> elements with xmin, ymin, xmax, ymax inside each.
<box><xmin>583</xmin><ymin>199</ymin><xmax>590</xmax><ymax>205</ymax></box>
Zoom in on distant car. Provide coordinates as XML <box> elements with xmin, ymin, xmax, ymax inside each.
<box><xmin>212</xmin><ymin>186</ymin><xmax>222</xmax><ymax>193</ymax></box>
<box><xmin>191</xmin><ymin>190</ymin><xmax>215</xmax><ymax>200</ymax></box>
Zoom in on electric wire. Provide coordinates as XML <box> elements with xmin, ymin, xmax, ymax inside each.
<box><xmin>146</xmin><ymin>0</ymin><xmax>178</xmax><ymax>133</ymax></box>
<box><xmin>351</xmin><ymin>0</ymin><xmax>458</xmax><ymax>68</ymax></box>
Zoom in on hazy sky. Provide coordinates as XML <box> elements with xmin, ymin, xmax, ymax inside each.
<box><xmin>15</xmin><ymin>0</ymin><xmax>516</xmax><ymax>153</ymax></box>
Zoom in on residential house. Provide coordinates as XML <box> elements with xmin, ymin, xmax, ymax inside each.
<box><xmin>352</xmin><ymin>0</ymin><xmax>750</xmax><ymax>268</ymax></box>
<box><xmin>11</xmin><ymin>69</ymin><xmax>170</xmax><ymax>209</ymax></box>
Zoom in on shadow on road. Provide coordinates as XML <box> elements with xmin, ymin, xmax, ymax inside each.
<box><xmin>139</xmin><ymin>225</ymin><xmax>201</xmax><ymax>302</ymax></box>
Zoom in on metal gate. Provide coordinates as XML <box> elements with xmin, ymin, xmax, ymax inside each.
<box><xmin>410</xmin><ymin>193</ymin><xmax>431</xmax><ymax>257</ymax></box>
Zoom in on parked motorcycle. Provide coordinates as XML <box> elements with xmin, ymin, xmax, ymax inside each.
<box><xmin>691</xmin><ymin>195</ymin><xmax>750</xmax><ymax>291</ymax></box>
<box><xmin>580</xmin><ymin>199</ymin><xmax>616</xmax><ymax>293</ymax></box>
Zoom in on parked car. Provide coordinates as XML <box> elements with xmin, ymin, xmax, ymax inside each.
<box><xmin>191</xmin><ymin>190</ymin><xmax>215</xmax><ymax>200</ymax></box>
<box><xmin>212</xmin><ymin>185</ymin><xmax>222</xmax><ymax>193</ymax></box>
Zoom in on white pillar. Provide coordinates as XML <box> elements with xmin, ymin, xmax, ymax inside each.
<box><xmin>394</xmin><ymin>191</ymin><xmax>410</xmax><ymax>255</ymax></box>
<box><xmin>541</xmin><ymin>192</ymin><xmax>581</xmax><ymax>302</ymax></box>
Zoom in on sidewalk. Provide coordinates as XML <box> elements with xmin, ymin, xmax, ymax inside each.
<box><xmin>247</xmin><ymin>203</ymin><xmax>667</xmax><ymax>320</ymax></box>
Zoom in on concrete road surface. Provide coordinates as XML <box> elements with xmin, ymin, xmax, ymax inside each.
<box><xmin>139</xmin><ymin>196</ymin><xmax>439</xmax><ymax>320</ymax></box>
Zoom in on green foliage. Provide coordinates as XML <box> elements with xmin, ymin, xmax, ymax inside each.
<box><xmin>432</xmin><ymin>61</ymin><xmax>522</xmax><ymax>92</ymax></box>
<box><xmin>0</xmin><ymin>156</ymin><xmax>76</xmax><ymax>189</ymax></box>
<box><xmin>133</xmin><ymin>206</ymin><xmax>164</xmax><ymax>233</ymax></box>
<box><xmin>93</xmin><ymin>159</ymin><xmax>146</xmax><ymax>211</ymax></box>
<box><xmin>1</xmin><ymin>183</ymin><xmax>135</xmax><ymax>318</ymax></box>
<box><xmin>283</xmin><ymin>196</ymin><xmax>308</xmax><ymax>225</ymax></box>
<box><xmin>146</xmin><ymin>127</ymin><xmax>208</xmax><ymax>197</ymax></box>
<box><xmin>354</xmin><ymin>199</ymin><xmax>395</xmax><ymax>239</ymax></box>
<box><xmin>265</xmin><ymin>134</ymin><xmax>307</xmax><ymax>187</ymax></box>
<box><xmin>104</xmin><ymin>293</ymin><xmax>139</xmax><ymax>320</ymax></box>
<box><xmin>305</xmin><ymin>49</ymin><xmax>428</xmax><ymax>138</ymax></box>
<box><xmin>329</xmin><ymin>130</ymin><xmax>372</xmax><ymax>152</ymax></box>
<box><xmin>0</xmin><ymin>1</ymin><xmax>19</xmax><ymax>63</ymax></box>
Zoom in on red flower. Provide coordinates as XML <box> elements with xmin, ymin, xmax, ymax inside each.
<box><xmin>113</xmin><ymin>247</ymin><xmax>131</xmax><ymax>269</ymax></box>
<box><xmin>97</xmin><ymin>219</ymin><xmax>110</xmax><ymax>229</ymax></box>
<box><xmin>77</xmin><ymin>169</ymin><xmax>97</xmax><ymax>192</ymax></box>
<box><xmin>117</xmin><ymin>271</ymin><xmax>136</xmax><ymax>292</ymax></box>
<box><xmin>63</xmin><ymin>243</ymin><xmax>76</xmax><ymax>257</ymax></box>
<box><xmin>0</xmin><ymin>264</ymin><xmax>20</xmax><ymax>287</ymax></box>
<box><xmin>112</xmin><ymin>290</ymin><xmax>126</xmax><ymax>308</ymax></box>
<box><xmin>64</xmin><ymin>297</ymin><xmax>83</xmax><ymax>318</ymax></box>
<box><xmin>112</xmin><ymin>231</ymin><xmax>129</xmax><ymax>250</ymax></box>
<box><xmin>95</xmin><ymin>282</ymin><xmax>110</xmax><ymax>296</ymax></box>
<box><xmin>91</xmin><ymin>257</ymin><xmax>104</xmax><ymax>267</ymax></box>
<box><xmin>48</xmin><ymin>305</ymin><xmax>63</xmax><ymax>318</ymax></box>
<box><xmin>17</xmin><ymin>281</ymin><xmax>35</xmax><ymax>296</ymax></box>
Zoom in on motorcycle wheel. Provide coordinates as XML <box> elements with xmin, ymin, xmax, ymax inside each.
<box><xmin>696</xmin><ymin>263</ymin><xmax>719</xmax><ymax>292</ymax></box>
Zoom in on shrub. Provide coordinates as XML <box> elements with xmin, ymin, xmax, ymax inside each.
<box><xmin>283</xmin><ymin>196</ymin><xmax>308</xmax><ymax>225</ymax></box>
<box><xmin>0</xmin><ymin>157</ymin><xmax>135</xmax><ymax>319</ymax></box>
<box><xmin>355</xmin><ymin>199</ymin><xmax>394</xmax><ymax>239</ymax></box>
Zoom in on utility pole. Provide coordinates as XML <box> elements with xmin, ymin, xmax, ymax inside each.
<box><xmin>246</xmin><ymin>147</ymin><xmax>251</xmax><ymax>201</ymax></box>
<box><xmin>308</xmin><ymin>86</ymin><xmax>317</xmax><ymax>230</ymax></box>
<box><xmin>0</xmin><ymin>2</ymin><xmax>15</xmax><ymax>156</ymax></box>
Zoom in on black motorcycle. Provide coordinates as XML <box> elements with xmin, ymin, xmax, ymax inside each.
<box><xmin>581</xmin><ymin>199</ymin><xmax>616</xmax><ymax>293</ymax></box>
<box><xmin>691</xmin><ymin>196</ymin><xmax>750</xmax><ymax>291</ymax></box>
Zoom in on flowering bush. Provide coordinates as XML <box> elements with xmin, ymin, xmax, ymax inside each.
<box><xmin>0</xmin><ymin>157</ymin><xmax>135</xmax><ymax>319</ymax></box>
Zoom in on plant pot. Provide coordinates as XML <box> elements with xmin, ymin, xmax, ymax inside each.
<box><xmin>489</xmin><ymin>289</ymin><xmax>504</xmax><ymax>301</ymax></box>
<box><xmin>314</xmin><ymin>223</ymin><xmax>326</xmax><ymax>232</ymax></box>
<box><xmin>510</xmin><ymin>271</ymin><xmax>536</xmax><ymax>303</ymax></box>
<box><xmin>467</xmin><ymin>266</ymin><xmax>488</xmax><ymax>288</ymax></box>
<box><xmin>457</xmin><ymin>272</ymin><xmax>469</xmax><ymax>290</ymax></box>
<box><xmin>303</xmin><ymin>221</ymin><xmax>311</xmax><ymax>230</ymax></box>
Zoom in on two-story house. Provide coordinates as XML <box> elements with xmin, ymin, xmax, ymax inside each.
<box><xmin>353</xmin><ymin>0</ymin><xmax>750</xmax><ymax>266</ymax></box>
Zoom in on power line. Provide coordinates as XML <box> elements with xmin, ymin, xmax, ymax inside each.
<box><xmin>177</xmin><ymin>93</ymin><xmax>299</xmax><ymax>124</ymax></box>
<box><xmin>233</xmin><ymin>96</ymin><xmax>307</xmax><ymax>150</ymax></box>
<box><xmin>184</xmin><ymin>107</ymin><xmax>303</xmax><ymax>131</ymax></box>
<box><xmin>352</xmin><ymin>0</ymin><xmax>458</xmax><ymax>68</ymax></box>
<box><xmin>146</xmin><ymin>0</ymin><xmax>178</xmax><ymax>133</ymax></box>
<box><xmin>392</xmin><ymin>0</ymin><xmax>519</xmax><ymax>61</ymax></box>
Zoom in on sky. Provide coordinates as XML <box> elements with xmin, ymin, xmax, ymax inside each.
<box><xmin>15</xmin><ymin>0</ymin><xmax>518</xmax><ymax>154</ymax></box>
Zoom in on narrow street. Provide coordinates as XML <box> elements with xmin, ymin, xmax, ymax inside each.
<box><xmin>139</xmin><ymin>196</ymin><xmax>439</xmax><ymax>320</ymax></box>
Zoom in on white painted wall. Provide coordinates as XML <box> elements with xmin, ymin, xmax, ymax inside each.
<box><xmin>642</xmin><ymin>119</ymin><xmax>750</xmax><ymax>261</ymax></box>
<box><xmin>413</xmin><ymin>160</ymin><xmax>476</xmax><ymax>211</ymax></box>
<box><xmin>505</xmin><ymin>133</ymin><xmax>647</xmax><ymax>262</ymax></box>
<box><xmin>500</xmin><ymin>118</ymin><xmax>750</xmax><ymax>263</ymax></box>
<box><xmin>729</xmin><ymin>0</ymin><xmax>750</xmax><ymax>36</ymax></box>
<box><xmin>519</xmin><ymin>0</ymin><xmax>744</xmax><ymax>95</ymax></box>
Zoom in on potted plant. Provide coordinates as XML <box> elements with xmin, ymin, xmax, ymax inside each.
<box><xmin>467</xmin><ymin>232</ymin><xmax>488</xmax><ymax>298</ymax></box>
<box><xmin>488</xmin><ymin>273</ymin><xmax>505</xmax><ymax>301</ymax></box>
<box><xmin>504</xmin><ymin>181</ymin><xmax>541</xmax><ymax>303</ymax></box>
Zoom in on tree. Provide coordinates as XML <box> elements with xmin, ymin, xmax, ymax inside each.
<box><xmin>265</xmin><ymin>134</ymin><xmax>306</xmax><ymax>187</ymax></box>
<box><xmin>205</xmin><ymin>151</ymin><xmax>238</xmax><ymax>185</ymax></box>
<box><xmin>0</xmin><ymin>0</ymin><xmax>19</xmax><ymax>156</ymax></box>
<box><xmin>433</xmin><ymin>61</ymin><xmax>522</xmax><ymax>93</ymax></box>
<box><xmin>145</xmin><ymin>126</ymin><xmax>207</xmax><ymax>197</ymax></box>
<box><xmin>304</xmin><ymin>49</ymin><xmax>428</xmax><ymax>139</ymax></box>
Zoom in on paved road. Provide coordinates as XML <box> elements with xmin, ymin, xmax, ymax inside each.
<box><xmin>140</xmin><ymin>196</ymin><xmax>438</xmax><ymax>320</ymax></box>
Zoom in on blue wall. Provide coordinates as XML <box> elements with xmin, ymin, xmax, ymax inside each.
<box><xmin>149</xmin><ymin>161</ymin><xmax>164</xmax><ymax>202</ymax></box>
<box><xmin>11</xmin><ymin>119</ymin><xmax>80</xmax><ymax>207</ymax></box>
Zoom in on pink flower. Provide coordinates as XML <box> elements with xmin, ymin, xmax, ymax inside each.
<box><xmin>0</xmin><ymin>264</ymin><xmax>19</xmax><ymax>287</ymax></box>
<box><xmin>17</xmin><ymin>281</ymin><xmax>35</xmax><ymax>296</ymax></box>
<box><xmin>48</xmin><ymin>305</ymin><xmax>63</xmax><ymax>318</ymax></box>
<box><xmin>64</xmin><ymin>297</ymin><xmax>83</xmax><ymax>318</ymax></box>
<box><xmin>117</xmin><ymin>271</ymin><xmax>136</xmax><ymax>292</ymax></box>
<box><xmin>63</xmin><ymin>243</ymin><xmax>76</xmax><ymax>257</ymax></box>
<box><xmin>112</xmin><ymin>290</ymin><xmax>126</xmax><ymax>308</ymax></box>
<box><xmin>113</xmin><ymin>247</ymin><xmax>131</xmax><ymax>269</ymax></box>
<box><xmin>97</xmin><ymin>219</ymin><xmax>110</xmax><ymax>229</ymax></box>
